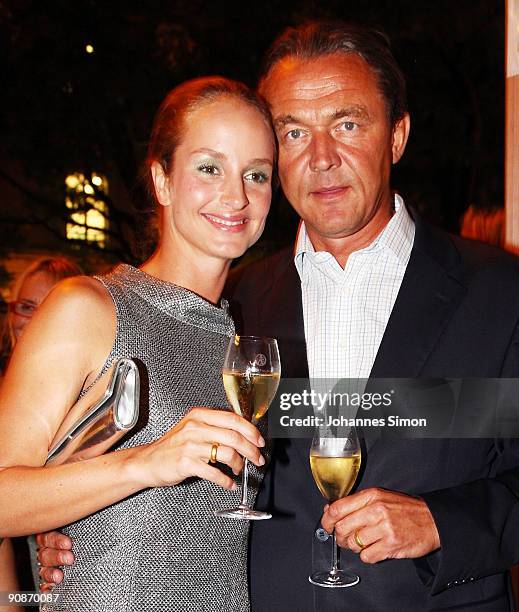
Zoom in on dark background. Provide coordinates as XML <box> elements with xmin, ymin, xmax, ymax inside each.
<box><xmin>0</xmin><ymin>0</ymin><xmax>505</xmax><ymax>271</ymax></box>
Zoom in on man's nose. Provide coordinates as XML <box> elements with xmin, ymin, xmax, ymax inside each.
<box><xmin>309</xmin><ymin>132</ymin><xmax>341</xmax><ymax>172</ymax></box>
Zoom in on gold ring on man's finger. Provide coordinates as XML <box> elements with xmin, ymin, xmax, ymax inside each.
<box><xmin>354</xmin><ymin>529</ymin><xmax>366</xmax><ymax>550</ymax></box>
<box><xmin>210</xmin><ymin>443</ymin><xmax>219</xmax><ymax>464</ymax></box>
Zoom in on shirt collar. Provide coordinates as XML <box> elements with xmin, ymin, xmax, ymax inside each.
<box><xmin>294</xmin><ymin>193</ymin><xmax>415</xmax><ymax>278</ymax></box>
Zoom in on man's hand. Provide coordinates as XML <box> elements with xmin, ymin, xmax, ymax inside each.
<box><xmin>36</xmin><ymin>531</ymin><xmax>74</xmax><ymax>591</ymax></box>
<box><xmin>321</xmin><ymin>487</ymin><xmax>440</xmax><ymax>564</ymax></box>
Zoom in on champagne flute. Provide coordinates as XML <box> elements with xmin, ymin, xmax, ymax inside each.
<box><xmin>215</xmin><ymin>335</ymin><xmax>280</xmax><ymax>520</ymax></box>
<box><xmin>309</xmin><ymin>426</ymin><xmax>361</xmax><ymax>587</ymax></box>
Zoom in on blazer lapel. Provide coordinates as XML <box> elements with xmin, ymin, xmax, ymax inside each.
<box><xmin>371</xmin><ymin>217</ymin><xmax>467</xmax><ymax>379</ymax></box>
<box><xmin>366</xmin><ymin>218</ymin><xmax>467</xmax><ymax>452</ymax></box>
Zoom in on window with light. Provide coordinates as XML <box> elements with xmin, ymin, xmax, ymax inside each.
<box><xmin>65</xmin><ymin>172</ymin><xmax>109</xmax><ymax>248</ymax></box>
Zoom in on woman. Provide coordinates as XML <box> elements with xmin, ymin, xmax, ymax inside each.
<box><xmin>0</xmin><ymin>255</ymin><xmax>82</xmax><ymax>605</ymax></box>
<box><xmin>0</xmin><ymin>77</ymin><xmax>275</xmax><ymax>611</ymax></box>
<box><xmin>1</xmin><ymin>256</ymin><xmax>83</xmax><ymax>373</ymax></box>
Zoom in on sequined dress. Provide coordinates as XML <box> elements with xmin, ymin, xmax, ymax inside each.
<box><xmin>42</xmin><ymin>264</ymin><xmax>260</xmax><ymax>612</ymax></box>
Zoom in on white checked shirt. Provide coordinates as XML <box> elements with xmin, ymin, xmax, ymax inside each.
<box><xmin>294</xmin><ymin>194</ymin><xmax>415</xmax><ymax>381</ymax></box>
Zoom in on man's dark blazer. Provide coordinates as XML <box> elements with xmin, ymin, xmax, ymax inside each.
<box><xmin>227</xmin><ymin>214</ymin><xmax>519</xmax><ymax>611</ymax></box>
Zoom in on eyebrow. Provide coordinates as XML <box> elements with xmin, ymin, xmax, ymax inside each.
<box><xmin>192</xmin><ymin>148</ymin><xmax>273</xmax><ymax>166</ymax></box>
<box><xmin>273</xmin><ymin>114</ymin><xmax>301</xmax><ymax>128</ymax></box>
<box><xmin>331</xmin><ymin>106</ymin><xmax>371</xmax><ymax>121</ymax></box>
<box><xmin>248</xmin><ymin>158</ymin><xmax>274</xmax><ymax>167</ymax></box>
<box><xmin>192</xmin><ymin>148</ymin><xmax>226</xmax><ymax>160</ymax></box>
<box><xmin>274</xmin><ymin>105</ymin><xmax>371</xmax><ymax>128</ymax></box>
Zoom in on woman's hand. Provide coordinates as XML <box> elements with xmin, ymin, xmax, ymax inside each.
<box><xmin>133</xmin><ymin>407</ymin><xmax>266</xmax><ymax>490</ymax></box>
<box><xmin>35</xmin><ymin>408</ymin><xmax>265</xmax><ymax>587</ymax></box>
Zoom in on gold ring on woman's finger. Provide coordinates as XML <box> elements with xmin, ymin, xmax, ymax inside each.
<box><xmin>354</xmin><ymin>529</ymin><xmax>366</xmax><ymax>550</ymax></box>
<box><xmin>210</xmin><ymin>443</ymin><xmax>219</xmax><ymax>464</ymax></box>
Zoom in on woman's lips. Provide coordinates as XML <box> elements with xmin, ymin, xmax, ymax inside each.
<box><xmin>202</xmin><ymin>213</ymin><xmax>249</xmax><ymax>232</ymax></box>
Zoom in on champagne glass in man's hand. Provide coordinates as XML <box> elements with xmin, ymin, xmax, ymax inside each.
<box><xmin>309</xmin><ymin>426</ymin><xmax>361</xmax><ymax>587</ymax></box>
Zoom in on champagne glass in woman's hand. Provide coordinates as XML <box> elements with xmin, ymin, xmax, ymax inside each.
<box><xmin>309</xmin><ymin>426</ymin><xmax>361</xmax><ymax>587</ymax></box>
<box><xmin>215</xmin><ymin>335</ymin><xmax>280</xmax><ymax>520</ymax></box>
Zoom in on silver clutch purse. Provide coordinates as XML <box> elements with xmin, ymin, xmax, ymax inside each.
<box><xmin>46</xmin><ymin>358</ymin><xmax>140</xmax><ymax>466</ymax></box>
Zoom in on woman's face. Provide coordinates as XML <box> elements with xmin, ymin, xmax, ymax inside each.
<box><xmin>154</xmin><ymin>96</ymin><xmax>275</xmax><ymax>263</ymax></box>
<box><xmin>11</xmin><ymin>271</ymin><xmax>56</xmax><ymax>341</ymax></box>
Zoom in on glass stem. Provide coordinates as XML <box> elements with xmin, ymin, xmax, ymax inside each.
<box><xmin>331</xmin><ymin>530</ymin><xmax>340</xmax><ymax>576</ymax></box>
<box><xmin>240</xmin><ymin>458</ymin><xmax>249</xmax><ymax>508</ymax></box>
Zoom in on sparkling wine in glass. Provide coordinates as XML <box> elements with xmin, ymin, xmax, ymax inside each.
<box><xmin>309</xmin><ymin>427</ymin><xmax>361</xmax><ymax>587</ymax></box>
<box><xmin>215</xmin><ymin>335</ymin><xmax>280</xmax><ymax>520</ymax></box>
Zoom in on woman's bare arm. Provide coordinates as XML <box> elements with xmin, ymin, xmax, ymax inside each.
<box><xmin>0</xmin><ymin>276</ymin><xmax>147</xmax><ymax>535</ymax></box>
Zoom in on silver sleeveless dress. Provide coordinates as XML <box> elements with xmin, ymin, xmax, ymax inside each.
<box><xmin>42</xmin><ymin>264</ymin><xmax>261</xmax><ymax>612</ymax></box>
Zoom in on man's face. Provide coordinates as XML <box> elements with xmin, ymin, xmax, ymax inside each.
<box><xmin>262</xmin><ymin>52</ymin><xmax>409</xmax><ymax>252</ymax></box>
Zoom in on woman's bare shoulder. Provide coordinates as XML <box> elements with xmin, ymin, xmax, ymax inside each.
<box><xmin>47</xmin><ymin>275</ymin><xmax>113</xmax><ymax>311</ymax></box>
<box><xmin>38</xmin><ymin>275</ymin><xmax>116</xmax><ymax>364</ymax></box>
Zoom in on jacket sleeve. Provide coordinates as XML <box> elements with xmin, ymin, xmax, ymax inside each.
<box><xmin>414</xmin><ymin>325</ymin><xmax>519</xmax><ymax>595</ymax></box>
<box><xmin>418</xmin><ymin>459</ymin><xmax>519</xmax><ymax>594</ymax></box>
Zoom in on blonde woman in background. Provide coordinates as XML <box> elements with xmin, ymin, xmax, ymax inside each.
<box><xmin>1</xmin><ymin>256</ymin><xmax>83</xmax><ymax>368</ymax></box>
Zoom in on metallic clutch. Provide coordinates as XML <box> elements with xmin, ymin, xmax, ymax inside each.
<box><xmin>46</xmin><ymin>358</ymin><xmax>140</xmax><ymax>466</ymax></box>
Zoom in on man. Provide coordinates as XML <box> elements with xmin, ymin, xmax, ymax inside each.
<box><xmin>39</xmin><ymin>21</ymin><xmax>519</xmax><ymax>611</ymax></box>
<box><xmin>230</xmin><ymin>21</ymin><xmax>519</xmax><ymax>611</ymax></box>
